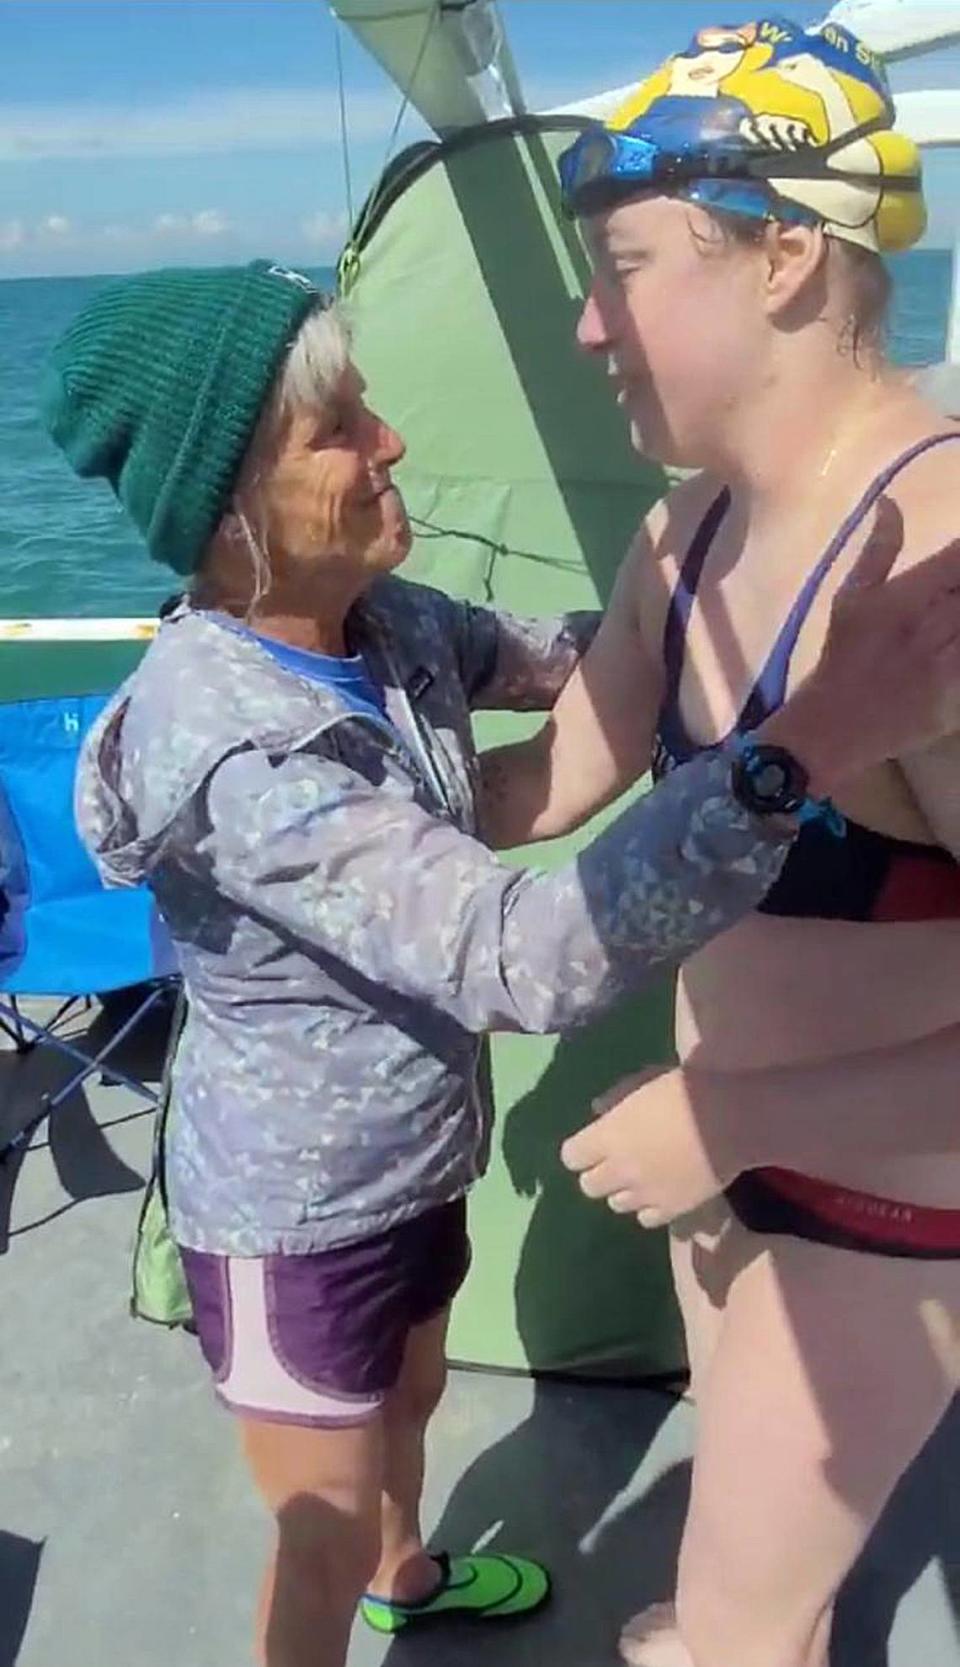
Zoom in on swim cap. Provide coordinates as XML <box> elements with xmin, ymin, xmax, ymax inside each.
<box><xmin>558</xmin><ymin>15</ymin><xmax>925</xmax><ymax>252</ymax></box>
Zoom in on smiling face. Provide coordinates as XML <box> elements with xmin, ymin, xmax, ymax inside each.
<box><xmin>577</xmin><ymin>195</ymin><xmax>769</xmax><ymax>469</ymax></box>
<box><xmin>241</xmin><ymin>361</ymin><xmax>412</xmax><ymax>585</ymax></box>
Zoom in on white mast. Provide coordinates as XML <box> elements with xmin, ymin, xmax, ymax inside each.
<box><xmin>329</xmin><ymin>0</ymin><xmax>523</xmax><ymax>135</ymax></box>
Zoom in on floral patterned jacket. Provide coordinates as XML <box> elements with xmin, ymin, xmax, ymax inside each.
<box><xmin>75</xmin><ymin>578</ymin><xmax>789</xmax><ymax>1254</ymax></box>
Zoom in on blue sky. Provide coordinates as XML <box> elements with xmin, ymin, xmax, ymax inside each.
<box><xmin>2</xmin><ymin>0</ymin><xmax>958</xmax><ymax>278</ymax></box>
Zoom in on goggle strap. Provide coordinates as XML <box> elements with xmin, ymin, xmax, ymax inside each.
<box><xmin>562</xmin><ymin>108</ymin><xmax>918</xmax><ymax>206</ymax></box>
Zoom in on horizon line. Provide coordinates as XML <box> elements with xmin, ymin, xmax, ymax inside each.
<box><xmin>2</xmin><ymin>245</ymin><xmax>958</xmax><ymax>284</ymax></box>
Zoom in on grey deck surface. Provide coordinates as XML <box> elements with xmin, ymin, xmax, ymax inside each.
<box><xmin>2</xmin><ymin>998</ymin><xmax>960</xmax><ymax>1667</ymax></box>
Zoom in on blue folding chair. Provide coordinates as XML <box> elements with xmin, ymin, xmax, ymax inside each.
<box><xmin>0</xmin><ymin>691</ymin><xmax>179</xmax><ymax>1164</ymax></box>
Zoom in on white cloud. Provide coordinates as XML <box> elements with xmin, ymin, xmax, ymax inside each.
<box><xmin>152</xmin><ymin>210</ymin><xmax>229</xmax><ymax>237</ymax></box>
<box><xmin>0</xmin><ymin>88</ymin><xmax>401</xmax><ymax>162</ymax></box>
<box><xmin>301</xmin><ymin>209</ymin><xmax>348</xmax><ymax>248</ymax></box>
<box><xmin>153</xmin><ymin>213</ymin><xmax>187</xmax><ymax>236</ymax></box>
<box><xmin>0</xmin><ymin>209</ymin><xmax>237</xmax><ymax>252</ymax></box>
<box><xmin>192</xmin><ymin>208</ymin><xmax>229</xmax><ymax>236</ymax></box>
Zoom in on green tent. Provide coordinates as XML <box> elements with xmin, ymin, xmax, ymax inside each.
<box><xmin>345</xmin><ymin>116</ymin><xmax>685</xmax><ymax>1379</ymax></box>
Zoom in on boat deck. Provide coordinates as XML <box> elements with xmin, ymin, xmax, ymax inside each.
<box><xmin>3</xmin><ymin>998</ymin><xmax>960</xmax><ymax>1667</ymax></box>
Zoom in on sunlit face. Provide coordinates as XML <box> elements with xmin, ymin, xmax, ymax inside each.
<box><xmin>577</xmin><ymin>196</ymin><xmax>765</xmax><ymax>469</ymax></box>
<box><xmin>251</xmin><ymin>363</ymin><xmax>412</xmax><ymax>578</ymax></box>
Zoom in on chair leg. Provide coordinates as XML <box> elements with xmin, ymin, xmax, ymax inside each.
<box><xmin>48</xmin><ymin>995</ymin><xmax>89</xmax><ymax>1033</ymax></box>
<box><xmin>0</xmin><ymin>1094</ymin><xmax>52</xmax><ymax>1166</ymax></box>
<box><xmin>0</xmin><ymin>997</ymin><xmax>35</xmax><ymax>1055</ymax></box>
<box><xmin>0</xmin><ymin>995</ymin><xmax>86</xmax><ymax>1056</ymax></box>
<box><xmin>0</xmin><ymin>984</ymin><xmax>173</xmax><ymax>1166</ymax></box>
<box><xmin>43</xmin><ymin>985</ymin><xmax>169</xmax><ymax>1112</ymax></box>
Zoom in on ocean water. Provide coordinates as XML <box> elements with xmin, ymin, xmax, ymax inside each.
<box><xmin>0</xmin><ymin>250</ymin><xmax>953</xmax><ymax>620</ymax></box>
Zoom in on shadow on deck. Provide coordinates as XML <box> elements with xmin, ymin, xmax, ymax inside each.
<box><xmin>2</xmin><ymin>1000</ymin><xmax>958</xmax><ymax>1667</ymax></box>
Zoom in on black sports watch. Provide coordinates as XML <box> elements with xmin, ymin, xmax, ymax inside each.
<box><xmin>730</xmin><ymin>740</ymin><xmax>845</xmax><ymax>836</ymax></box>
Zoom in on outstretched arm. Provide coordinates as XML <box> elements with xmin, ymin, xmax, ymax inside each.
<box><xmin>455</xmin><ymin>599</ymin><xmax>601</xmax><ymax>713</ymax></box>
<box><xmin>177</xmin><ymin>740</ymin><xmax>791</xmax><ymax>1039</ymax></box>
<box><xmin>479</xmin><ymin>532</ymin><xmax>663</xmax><ymax>848</ymax></box>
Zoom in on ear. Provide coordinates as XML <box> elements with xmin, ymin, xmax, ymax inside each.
<box><xmin>760</xmin><ymin>220</ymin><xmax>828</xmax><ymax>321</ymax></box>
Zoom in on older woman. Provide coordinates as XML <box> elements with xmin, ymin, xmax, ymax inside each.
<box><xmin>44</xmin><ymin>258</ymin><xmax>960</xmax><ymax>1667</ymax></box>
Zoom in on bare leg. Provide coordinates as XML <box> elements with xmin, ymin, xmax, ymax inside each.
<box><xmin>619</xmin><ymin>1602</ymin><xmax>695</xmax><ymax>1667</ymax></box>
<box><xmin>368</xmin><ymin>1306</ymin><xmax>451</xmax><ymax>1603</ymax></box>
<box><xmin>240</xmin><ymin>1413</ymin><xmax>383</xmax><ymax>1667</ymax></box>
<box><xmin>620</xmin><ymin>1205</ymin><xmax>736</xmax><ymax>1667</ymax></box>
<box><xmin>675</xmin><ymin>1232</ymin><xmax>960</xmax><ymax>1667</ymax></box>
<box><xmin>623</xmin><ymin>1211</ymin><xmax>960</xmax><ymax>1667</ymax></box>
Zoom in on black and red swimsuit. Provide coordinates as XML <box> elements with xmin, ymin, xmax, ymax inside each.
<box><xmin>653</xmin><ymin>433</ymin><xmax>960</xmax><ymax>1257</ymax></box>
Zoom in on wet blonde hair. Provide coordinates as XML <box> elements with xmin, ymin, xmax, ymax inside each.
<box><xmin>691</xmin><ymin>207</ymin><xmax>891</xmax><ymax>362</ymax></box>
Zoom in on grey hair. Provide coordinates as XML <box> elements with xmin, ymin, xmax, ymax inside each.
<box><xmin>235</xmin><ymin>303</ymin><xmax>352</xmax><ymax>615</ymax></box>
<box><xmin>233</xmin><ymin>506</ymin><xmax>273</xmax><ymax>615</ymax></box>
<box><xmin>197</xmin><ymin>302</ymin><xmax>353</xmax><ymax>616</ymax></box>
<box><xmin>273</xmin><ymin>300</ymin><xmax>352</xmax><ymax>419</ymax></box>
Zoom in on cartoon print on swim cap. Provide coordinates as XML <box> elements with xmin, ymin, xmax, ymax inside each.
<box><xmin>602</xmin><ymin>15</ymin><xmax>924</xmax><ymax>253</ymax></box>
<box><xmin>668</xmin><ymin>22</ymin><xmax>759</xmax><ymax>95</ymax></box>
<box><xmin>608</xmin><ymin>21</ymin><xmax>764</xmax><ymax>148</ymax></box>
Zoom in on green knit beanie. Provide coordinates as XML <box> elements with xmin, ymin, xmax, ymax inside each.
<box><xmin>40</xmin><ymin>259</ymin><xmax>324</xmax><ymax>574</ymax></box>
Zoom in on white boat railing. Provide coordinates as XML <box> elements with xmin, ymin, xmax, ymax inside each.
<box><xmin>0</xmin><ymin>619</ymin><xmax>158</xmax><ymax>642</ymax></box>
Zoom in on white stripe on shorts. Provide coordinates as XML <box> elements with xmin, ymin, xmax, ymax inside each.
<box><xmin>217</xmin><ymin>1257</ymin><xmax>383</xmax><ymax>1427</ymax></box>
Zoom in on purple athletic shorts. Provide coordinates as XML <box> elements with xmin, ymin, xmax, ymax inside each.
<box><xmin>179</xmin><ymin>1199</ymin><xmax>470</xmax><ymax>1428</ymax></box>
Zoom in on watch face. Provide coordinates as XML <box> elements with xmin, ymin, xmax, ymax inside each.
<box><xmin>733</xmin><ymin>743</ymin><xmax>807</xmax><ymax>816</ymax></box>
<box><xmin>752</xmin><ymin>759</ymin><xmax>789</xmax><ymax>802</ymax></box>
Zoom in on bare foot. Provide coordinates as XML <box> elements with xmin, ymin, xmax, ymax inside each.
<box><xmin>366</xmin><ymin>1549</ymin><xmax>441</xmax><ymax>1604</ymax></box>
<box><xmin>619</xmin><ymin>1603</ymin><xmax>693</xmax><ymax>1667</ymax></box>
